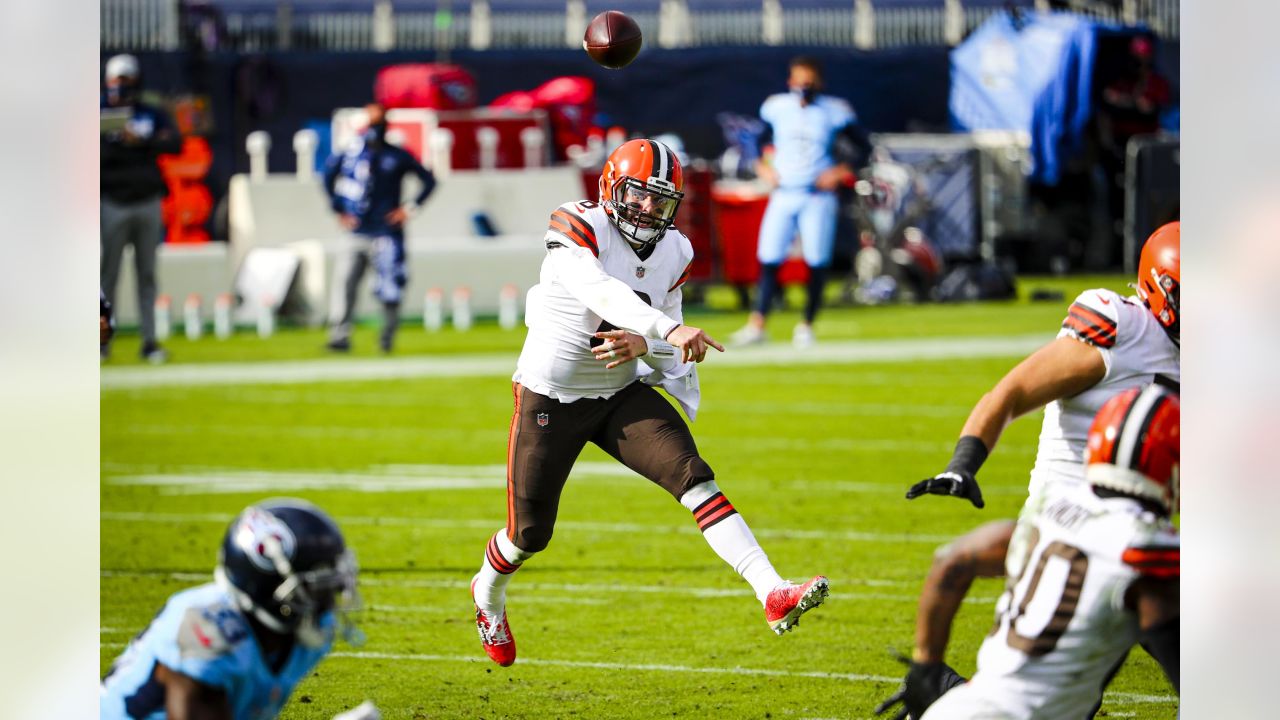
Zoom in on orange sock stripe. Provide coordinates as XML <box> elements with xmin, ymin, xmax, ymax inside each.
<box><xmin>697</xmin><ymin>504</ymin><xmax>739</xmax><ymax>531</ymax></box>
<box><xmin>486</xmin><ymin>537</ymin><xmax>519</xmax><ymax>574</ymax></box>
<box><xmin>692</xmin><ymin>493</ymin><xmax>730</xmax><ymax>519</ymax></box>
<box><xmin>692</xmin><ymin>493</ymin><xmax>738</xmax><ymax>531</ymax></box>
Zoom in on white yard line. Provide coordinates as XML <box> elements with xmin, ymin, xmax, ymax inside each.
<box><xmin>89</xmin><ymin>643</ymin><xmax>1175</xmax><ymax>706</ymax></box>
<box><xmin>100</xmin><ymin>510</ymin><xmax>959</xmax><ymax>544</ymax></box>
<box><xmin>100</xmin><ymin>334</ymin><xmax>1049</xmax><ymax>389</ymax></box>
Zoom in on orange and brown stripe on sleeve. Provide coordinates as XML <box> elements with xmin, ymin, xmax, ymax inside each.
<box><xmin>1121</xmin><ymin>546</ymin><xmax>1180</xmax><ymax>578</ymax></box>
<box><xmin>548</xmin><ymin>209</ymin><xmax>599</xmax><ymax>257</ymax></box>
<box><xmin>1062</xmin><ymin>302</ymin><xmax>1117</xmax><ymax>348</ymax></box>
<box><xmin>668</xmin><ymin>260</ymin><xmax>693</xmax><ymax>292</ymax></box>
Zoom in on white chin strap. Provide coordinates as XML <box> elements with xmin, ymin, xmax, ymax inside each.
<box><xmin>617</xmin><ymin>216</ymin><xmax>661</xmax><ymax>247</ymax></box>
<box><xmin>215</xmin><ymin>565</ymin><xmax>292</xmax><ymax>634</ymax></box>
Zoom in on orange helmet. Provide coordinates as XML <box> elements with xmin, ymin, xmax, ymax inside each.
<box><xmin>1085</xmin><ymin>385</ymin><xmax>1180</xmax><ymax>514</ymax></box>
<box><xmin>598</xmin><ymin>139</ymin><xmax>685</xmax><ymax>250</ymax></box>
<box><xmin>1135</xmin><ymin>221</ymin><xmax>1180</xmax><ymax>345</ymax></box>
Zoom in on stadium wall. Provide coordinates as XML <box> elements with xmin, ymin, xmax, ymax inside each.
<box><xmin>120</xmin><ymin>45</ymin><xmax>953</xmax><ymax>228</ymax></box>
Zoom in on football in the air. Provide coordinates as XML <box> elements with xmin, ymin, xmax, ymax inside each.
<box><xmin>583</xmin><ymin>10</ymin><xmax>643</xmax><ymax>69</ymax></box>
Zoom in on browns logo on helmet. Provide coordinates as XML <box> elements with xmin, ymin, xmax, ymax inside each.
<box><xmin>1084</xmin><ymin>384</ymin><xmax>1180</xmax><ymax>514</ymax></box>
<box><xmin>598</xmin><ymin>138</ymin><xmax>685</xmax><ymax>252</ymax></box>
<box><xmin>1135</xmin><ymin>221</ymin><xmax>1180</xmax><ymax>346</ymax></box>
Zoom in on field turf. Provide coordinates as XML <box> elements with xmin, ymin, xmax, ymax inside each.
<box><xmin>101</xmin><ymin>275</ymin><xmax>1177</xmax><ymax>719</ymax></box>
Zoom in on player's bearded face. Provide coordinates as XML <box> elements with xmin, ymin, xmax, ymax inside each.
<box><xmin>620</xmin><ymin>185</ymin><xmax>677</xmax><ymax>228</ymax></box>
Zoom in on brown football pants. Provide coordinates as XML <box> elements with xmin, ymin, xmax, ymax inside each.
<box><xmin>504</xmin><ymin>381</ymin><xmax>714</xmax><ymax>553</ymax></box>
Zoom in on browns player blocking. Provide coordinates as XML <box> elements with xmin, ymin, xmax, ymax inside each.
<box><xmin>906</xmin><ymin>221</ymin><xmax>1180</xmax><ymax>511</ymax></box>
<box><xmin>876</xmin><ymin>385</ymin><xmax>1180</xmax><ymax>719</ymax></box>
<box><xmin>467</xmin><ymin>139</ymin><xmax>829</xmax><ymax>667</ymax></box>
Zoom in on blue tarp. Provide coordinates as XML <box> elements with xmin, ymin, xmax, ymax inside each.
<box><xmin>950</xmin><ymin>11</ymin><xmax>1133</xmax><ymax>185</ymax></box>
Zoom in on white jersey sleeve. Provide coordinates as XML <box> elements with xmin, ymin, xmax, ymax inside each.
<box><xmin>1028</xmin><ymin>289</ymin><xmax>1180</xmax><ymax>494</ymax></box>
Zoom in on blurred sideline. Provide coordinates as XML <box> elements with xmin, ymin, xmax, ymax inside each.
<box><xmin>101</xmin><ymin>333</ymin><xmax>1049</xmax><ymax>389</ymax></box>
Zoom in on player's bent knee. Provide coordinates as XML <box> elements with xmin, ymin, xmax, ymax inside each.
<box><xmin>513</xmin><ymin>525</ymin><xmax>554</xmax><ymax>554</ymax></box>
<box><xmin>668</xmin><ymin>455</ymin><xmax>716</xmax><ymax>501</ymax></box>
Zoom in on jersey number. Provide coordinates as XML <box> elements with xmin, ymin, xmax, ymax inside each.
<box><xmin>590</xmin><ymin>290</ymin><xmax>651</xmax><ymax>348</ymax></box>
<box><xmin>999</xmin><ymin>540</ymin><xmax>1089</xmax><ymax>657</ymax></box>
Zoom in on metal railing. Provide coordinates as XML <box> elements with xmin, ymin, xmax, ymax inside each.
<box><xmin>100</xmin><ymin>0</ymin><xmax>1178</xmax><ymax>52</ymax></box>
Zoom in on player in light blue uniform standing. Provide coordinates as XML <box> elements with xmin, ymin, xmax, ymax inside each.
<box><xmin>101</xmin><ymin>499</ymin><xmax>374</xmax><ymax>720</ymax></box>
<box><xmin>732</xmin><ymin>57</ymin><xmax>870</xmax><ymax>348</ymax></box>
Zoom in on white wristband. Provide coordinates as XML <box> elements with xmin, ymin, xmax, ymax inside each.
<box><xmin>644</xmin><ymin>339</ymin><xmax>677</xmax><ymax>359</ymax></box>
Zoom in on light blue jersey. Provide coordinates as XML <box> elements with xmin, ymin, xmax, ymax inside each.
<box><xmin>756</xmin><ymin>92</ymin><xmax>856</xmax><ymax>268</ymax></box>
<box><xmin>760</xmin><ymin>92</ymin><xmax>856</xmax><ymax>190</ymax></box>
<box><xmin>101</xmin><ymin>583</ymin><xmax>333</xmax><ymax>720</ymax></box>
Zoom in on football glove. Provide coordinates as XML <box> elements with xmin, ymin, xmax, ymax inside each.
<box><xmin>906</xmin><ymin>471</ymin><xmax>984</xmax><ymax>509</ymax></box>
<box><xmin>874</xmin><ymin>657</ymin><xmax>968</xmax><ymax>720</ymax></box>
<box><xmin>906</xmin><ymin>435</ymin><xmax>988</xmax><ymax>509</ymax></box>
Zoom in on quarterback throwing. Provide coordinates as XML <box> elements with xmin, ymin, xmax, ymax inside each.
<box><xmin>469</xmin><ymin>139</ymin><xmax>829</xmax><ymax>667</ymax></box>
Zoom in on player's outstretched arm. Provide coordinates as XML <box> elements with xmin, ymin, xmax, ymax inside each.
<box><xmin>876</xmin><ymin>521</ymin><xmax>1012</xmax><ymax>719</ymax></box>
<box><xmin>154</xmin><ymin>663</ymin><xmax>232</xmax><ymax>720</ymax></box>
<box><xmin>914</xmin><ymin>521</ymin><xmax>1013</xmax><ymax>663</ymax></box>
<box><xmin>664</xmin><ymin>324</ymin><xmax>725</xmax><ymax>364</ymax></box>
<box><xmin>907</xmin><ymin>337</ymin><xmax>1105</xmax><ymax>507</ymax></box>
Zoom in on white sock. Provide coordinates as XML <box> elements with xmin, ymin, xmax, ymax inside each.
<box><xmin>472</xmin><ymin>530</ymin><xmax>534</xmax><ymax>617</ymax></box>
<box><xmin>680</xmin><ymin>481</ymin><xmax>786</xmax><ymax>604</ymax></box>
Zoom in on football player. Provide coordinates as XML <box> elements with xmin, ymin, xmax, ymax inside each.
<box><xmin>730</xmin><ymin>56</ymin><xmax>871</xmax><ymax>348</ymax></box>
<box><xmin>876</xmin><ymin>385</ymin><xmax>1179</xmax><ymax>719</ymax></box>
<box><xmin>906</xmin><ymin>221</ymin><xmax>1180</xmax><ymax>509</ymax></box>
<box><xmin>468</xmin><ymin>139</ymin><xmax>829</xmax><ymax>667</ymax></box>
<box><xmin>100</xmin><ymin>499</ymin><xmax>375</xmax><ymax>720</ymax></box>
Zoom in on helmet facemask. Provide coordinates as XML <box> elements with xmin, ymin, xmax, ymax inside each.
<box><xmin>1136</xmin><ymin>269</ymin><xmax>1180</xmax><ymax>346</ymax></box>
<box><xmin>605</xmin><ymin>176</ymin><xmax>683</xmax><ymax>252</ymax></box>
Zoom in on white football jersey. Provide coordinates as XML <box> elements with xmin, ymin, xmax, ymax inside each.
<box><xmin>1028</xmin><ymin>289</ymin><xmax>1180</xmax><ymax>494</ymax></box>
<box><xmin>922</xmin><ymin>484</ymin><xmax>1179</xmax><ymax>720</ymax></box>
<box><xmin>514</xmin><ymin>200</ymin><xmax>695</xmax><ymax>403</ymax></box>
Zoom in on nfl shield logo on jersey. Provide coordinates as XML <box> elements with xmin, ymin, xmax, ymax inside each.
<box><xmin>635</xmin><ymin>266</ymin><xmax>646</xmax><ymax>279</ymax></box>
<box><xmin>537</xmin><ymin>412</ymin><xmax>550</xmax><ymax>427</ymax></box>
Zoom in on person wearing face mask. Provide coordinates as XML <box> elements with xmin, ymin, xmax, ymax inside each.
<box><xmin>731</xmin><ymin>56</ymin><xmax>871</xmax><ymax>349</ymax></box>
<box><xmin>100</xmin><ymin>53</ymin><xmax>183</xmax><ymax>363</ymax></box>
<box><xmin>322</xmin><ymin>103</ymin><xmax>436</xmax><ymax>353</ymax></box>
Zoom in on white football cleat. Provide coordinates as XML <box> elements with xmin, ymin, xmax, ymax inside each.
<box><xmin>792</xmin><ymin>324</ymin><xmax>816</xmax><ymax>349</ymax></box>
<box><xmin>730</xmin><ymin>324</ymin><xmax>767</xmax><ymax>347</ymax></box>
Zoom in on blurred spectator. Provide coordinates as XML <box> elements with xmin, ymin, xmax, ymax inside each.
<box><xmin>1092</xmin><ymin>35</ymin><xmax>1171</xmax><ymax>264</ymax></box>
<box><xmin>100</xmin><ymin>53</ymin><xmax>182</xmax><ymax>363</ymax></box>
<box><xmin>731</xmin><ymin>56</ymin><xmax>870</xmax><ymax>348</ymax></box>
<box><xmin>323</xmin><ymin>103</ymin><xmax>436</xmax><ymax>354</ymax></box>
<box><xmin>1098</xmin><ymin>35</ymin><xmax>1171</xmax><ymax>157</ymax></box>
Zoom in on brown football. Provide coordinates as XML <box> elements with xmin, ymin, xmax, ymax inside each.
<box><xmin>583</xmin><ymin>10</ymin><xmax>643</xmax><ymax>70</ymax></box>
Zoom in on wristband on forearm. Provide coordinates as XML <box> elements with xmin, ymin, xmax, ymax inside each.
<box><xmin>644</xmin><ymin>339</ymin><xmax>677</xmax><ymax>359</ymax></box>
<box><xmin>663</xmin><ymin>324</ymin><xmax>682</xmax><ymax>341</ymax></box>
<box><xmin>946</xmin><ymin>436</ymin><xmax>989</xmax><ymax>476</ymax></box>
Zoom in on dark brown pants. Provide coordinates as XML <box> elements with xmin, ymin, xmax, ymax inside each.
<box><xmin>505</xmin><ymin>381</ymin><xmax>714</xmax><ymax>553</ymax></box>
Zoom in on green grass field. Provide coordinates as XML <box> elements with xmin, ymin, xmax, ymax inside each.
<box><xmin>101</xmin><ymin>275</ymin><xmax>1177</xmax><ymax>719</ymax></box>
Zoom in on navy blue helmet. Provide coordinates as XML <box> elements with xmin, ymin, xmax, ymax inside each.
<box><xmin>215</xmin><ymin>498</ymin><xmax>360</xmax><ymax>647</ymax></box>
